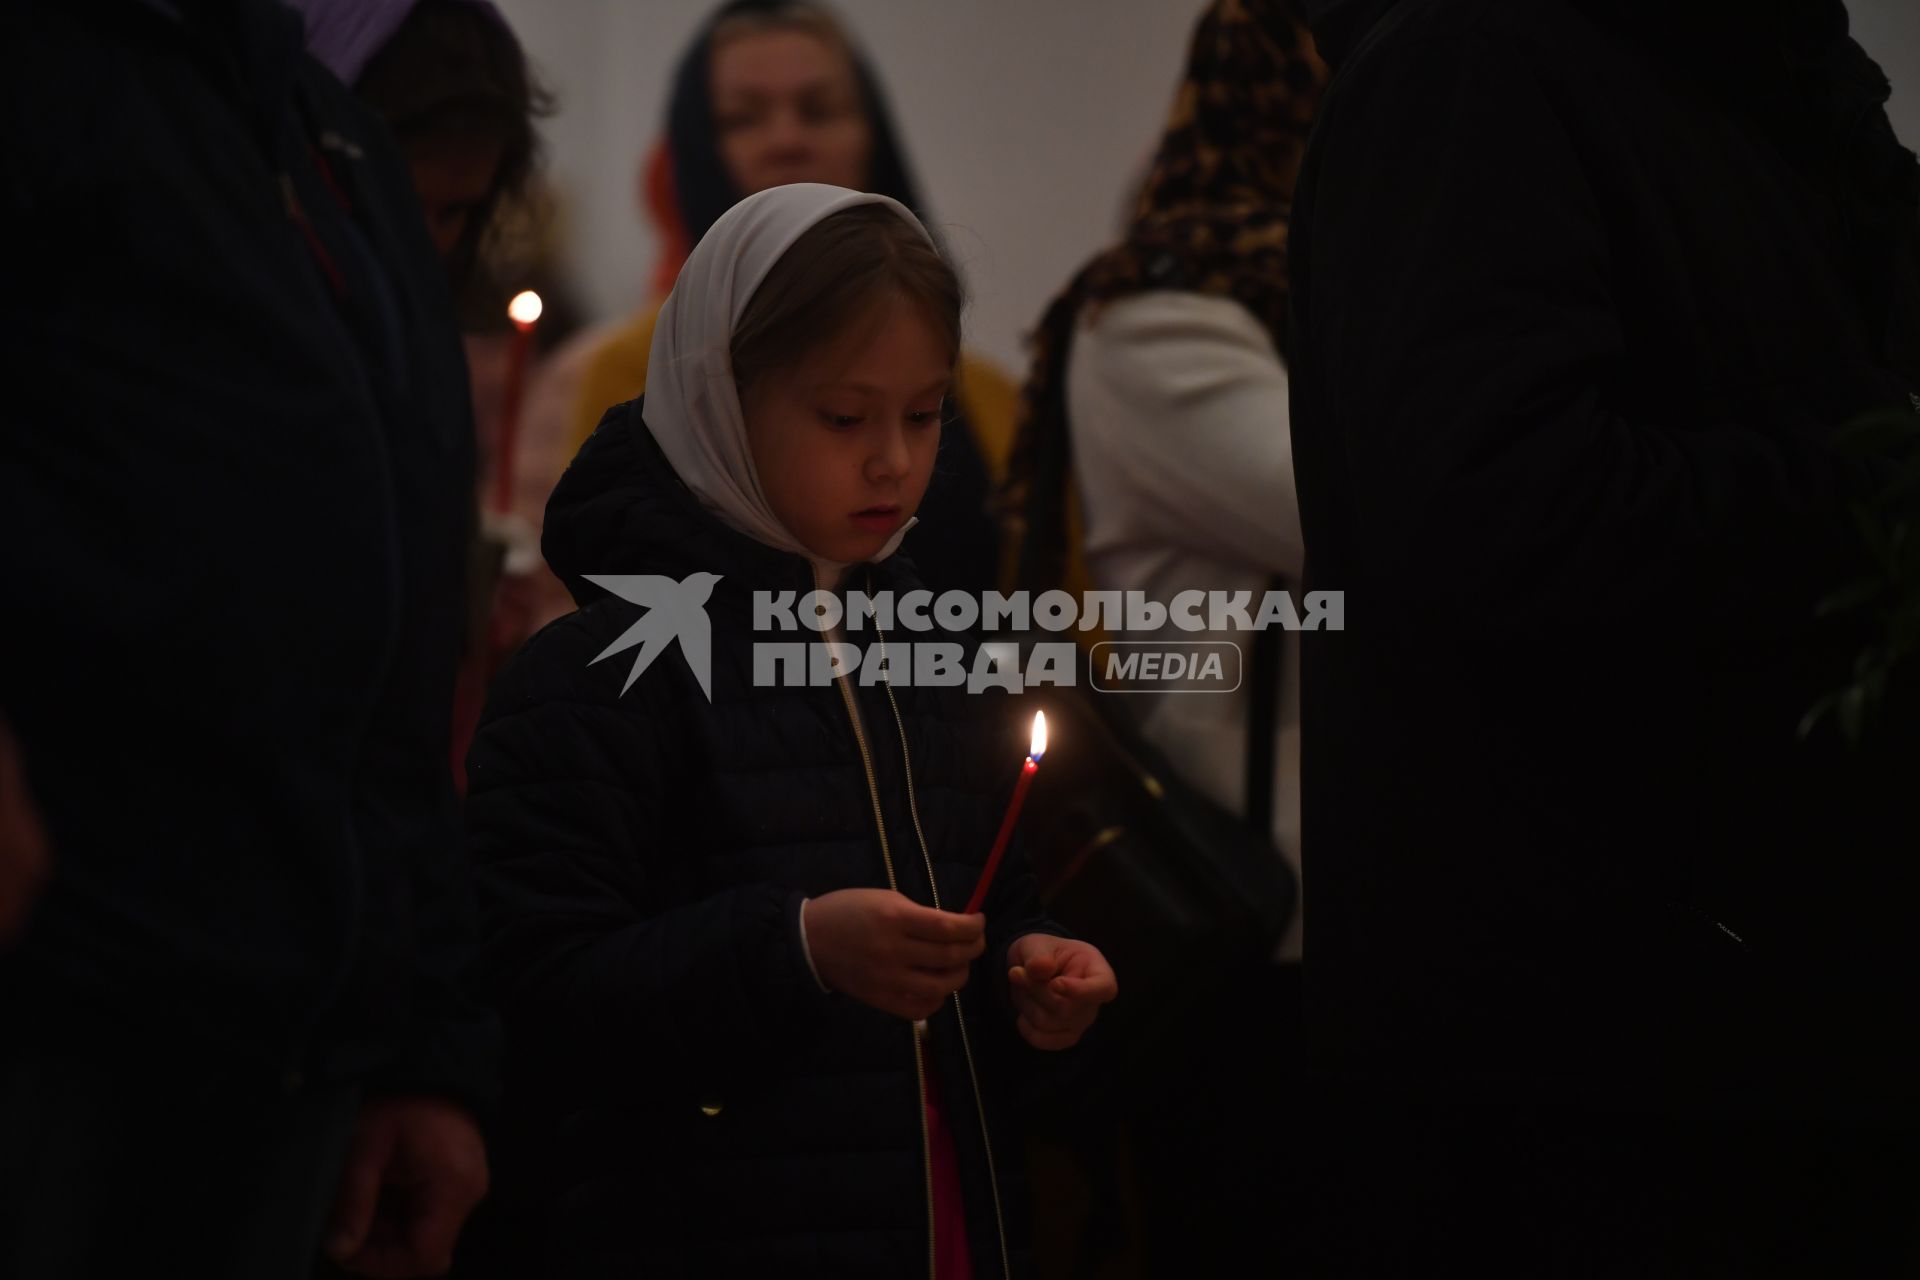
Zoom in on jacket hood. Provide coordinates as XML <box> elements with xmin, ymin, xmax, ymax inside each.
<box><xmin>664</xmin><ymin>0</ymin><xmax>932</xmax><ymax>247</ymax></box>
<box><xmin>542</xmin><ymin>399</ymin><xmax>922</xmax><ymax>610</ymax></box>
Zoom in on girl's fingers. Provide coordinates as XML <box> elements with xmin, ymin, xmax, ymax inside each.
<box><xmin>1009</xmin><ymin>964</ymin><xmax>1057</xmax><ymax>988</ymax></box>
<box><xmin>1052</xmin><ymin>974</ymin><xmax>1117</xmax><ymax>1003</ymax></box>
<box><xmin>1018</xmin><ymin>1006</ymin><xmax>1067</xmax><ymax>1034</ymax></box>
<box><xmin>1022</xmin><ymin>952</ymin><xmax>1061</xmax><ymax>984</ymax></box>
<box><xmin>907</xmin><ymin>964</ymin><xmax>972</xmax><ymax>991</ymax></box>
<box><xmin>1044</xmin><ymin>973</ymin><xmax>1082</xmax><ymax>1007</ymax></box>
<box><xmin>899</xmin><ymin>906</ymin><xmax>986</xmax><ymax>945</ymax></box>
<box><xmin>1052</xmin><ymin>944</ymin><xmax>1118</xmax><ymax>991</ymax></box>
<box><xmin>1012</xmin><ymin>984</ymin><xmax>1074</xmax><ymax>1024</ymax></box>
<box><xmin>902</xmin><ymin>937</ymin><xmax>985</xmax><ymax>970</ymax></box>
<box><xmin>1016</xmin><ymin>1013</ymin><xmax>1080</xmax><ymax>1052</ymax></box>
<box><xmin>947</xmin><ymin>936</ymin><xmax>989</xmax><ymax>964</ymax></box>
<box><xmin>1010</xmin><ymin>981</ymin><xmax>1068</xmax><ymax>1016</ymax></box>
<box><xmin>1056</xmin><ymin>945</ymin><xmax>1103</xmax><ymax>973</ymax></box>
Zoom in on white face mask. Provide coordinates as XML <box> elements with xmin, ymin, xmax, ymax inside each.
<box><xmin>644</xmin><ymin>182</ymin><xmax>928</xmax><ymax>590</ymax></box>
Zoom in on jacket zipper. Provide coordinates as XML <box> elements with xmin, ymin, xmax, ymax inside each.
<box><xmin>873</xmin><ymin>621</ymin><xmax>1014</xmax><ymax>1280</ymax></box>
<box><xmin>831</xmin><ymin>664</ymin><xmax>939</xmax><ymax>1280</ymax></box>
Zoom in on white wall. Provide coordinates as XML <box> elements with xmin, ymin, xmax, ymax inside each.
<box><xmin>1852</xmin><ymin>0</ymin><xmax>1920</xmax><ymax>154</ymax></box>
<box><xmin>494</xmin><ymin>0</ymin><xmax>1920</xmax><ymax>376</ymax></box>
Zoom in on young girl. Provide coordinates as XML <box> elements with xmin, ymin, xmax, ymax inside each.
<box><xmin>465</xmin><ymin>183</ymin><xmax>1116</xmax><ymax>1279</ymax></box>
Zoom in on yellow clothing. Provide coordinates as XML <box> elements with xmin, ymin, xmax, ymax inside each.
<box><xmin>568</xmin><ymin>305</ymin><xmax>663</xmax><ymax>455</ymax></box>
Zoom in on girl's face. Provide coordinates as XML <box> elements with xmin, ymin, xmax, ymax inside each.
<box><xmin>741</xmin><ymin>291</ymin><xmax>949</xmax><ymax>567</ymax></box>
<box><xmin>710</xmin><ymin>30</ymin><xmax>873</xmax><ymax>197</ymax></box>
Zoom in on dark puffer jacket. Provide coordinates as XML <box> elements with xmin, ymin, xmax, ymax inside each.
<box><xmin>464</xmin><ymin>400</ymin><xmax>1058</xmax><ymax>1278</ymax></box>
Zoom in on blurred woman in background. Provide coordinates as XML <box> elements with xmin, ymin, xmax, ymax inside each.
<box><xmin>293</xmin><ymin>0</ymin><xmax>547</xmax><ymax>301</ymax></box>
<box><xmin>292</xmin><ymin>0</ymin><xmax>556</xmax><ymax>791</ymax></box>
<box><xmin>567</xmin><ymin>0</ymin><xmax>1020</xmax><ymax>598</ymax></box>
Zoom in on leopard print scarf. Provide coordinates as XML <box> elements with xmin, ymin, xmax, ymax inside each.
<box><xmin>1002</xmin><ymin>0</ymin><xmax>1328</xmax><ymax>591</ymax></box>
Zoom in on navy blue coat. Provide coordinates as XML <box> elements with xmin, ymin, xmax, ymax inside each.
<box><xmin>465</xmin><ymin>402</ymin><xmax>1061</xmax><ymax>1277</ymax></box>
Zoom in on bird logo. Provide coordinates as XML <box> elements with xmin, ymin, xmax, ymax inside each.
<box><xmin>583</xmin><ymin>572</ymin><xmax>723</xmax><ymax>700</ymax></box>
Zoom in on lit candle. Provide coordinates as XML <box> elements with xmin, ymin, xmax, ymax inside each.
<box><xmin>965</xmin><ymin>711</ymin><xmax>1048</xmax><ymax>914</ymax></box>
<box><xmin>492</xmin><ymin>289</ymin><xmax>543</xmax><ymax>515</ymax></box>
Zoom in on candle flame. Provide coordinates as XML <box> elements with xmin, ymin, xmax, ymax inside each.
<box><xmin>1029</xmin><ymin>710</ymin><xmax>1048</xmax><ymax>760</ymax></box>
<box><xmin>507</xmin><ymin>290</ymin><xmax>544</xmax><ymax>326</ymax></box>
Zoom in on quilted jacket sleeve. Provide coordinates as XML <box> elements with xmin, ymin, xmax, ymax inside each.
<box><xmin>464</xmin><ymin>615</ymin><xmax>836</xmax><ymax>1094</ymax></box>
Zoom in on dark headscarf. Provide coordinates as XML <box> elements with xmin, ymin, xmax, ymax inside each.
<box><xmin>1002</xmin><ymin>0</ymin><xmax>1329</xmax><ymax>591</ymax></box>
<box><xmin>664</xmin><ymin>0</ymin><xmax>930</xmax><ymax>247</ymax></box>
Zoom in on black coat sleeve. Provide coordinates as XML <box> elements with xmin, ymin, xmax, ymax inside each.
<box><xmin>464</xmin><ymin>619</ymin><xmax>838</xmax><ymax>1095</ymax></box>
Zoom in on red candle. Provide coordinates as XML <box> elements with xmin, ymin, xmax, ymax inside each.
<box><xmin>491</xmin><ymin>289</ymin><xmax>543</xmax><ymax>515</ymax></box>
<box><xmin>965</xmin><ymin>711</ymin><xmax>1048</xmax><ymax>914</ymax></box>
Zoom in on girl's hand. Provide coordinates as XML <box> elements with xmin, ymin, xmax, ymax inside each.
<box><xmin>1007</xmin><ymin>934</ymin><xmax>1117</xmax><ymax>1050</ymax></box>
<box><xmin>803</xmin><ymin>889</ymin><xmax>986</xmax><ymax>1021</ymax></box>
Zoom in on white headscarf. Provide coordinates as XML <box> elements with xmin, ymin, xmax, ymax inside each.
<box><xmin>646</xmin><ymin>182</ymin><xmax>931</xmax><ymax>590</ymax></box>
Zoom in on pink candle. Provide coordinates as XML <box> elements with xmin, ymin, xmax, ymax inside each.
<box><xmin>965</xmin><ymin>712</ymin><xmax>1048</xmax><ymax>914</ymax></box>
<box><xmin>492</xmin><ymin>290</ymin><xmax>542</xmax><ymax>515</ymax></box>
